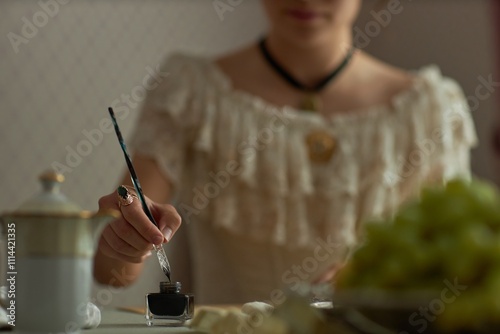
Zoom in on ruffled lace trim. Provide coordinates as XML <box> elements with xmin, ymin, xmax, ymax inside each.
<box><xmin>131</xmin><ymin>54</ymin><xmax>478</xmax><ymax>249</ymax></box>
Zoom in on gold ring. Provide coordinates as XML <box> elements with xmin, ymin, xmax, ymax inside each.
<box><xmin>117</xmin><ymin>185</ymin><xmax>138</xmax><ymax>207</ymax></box>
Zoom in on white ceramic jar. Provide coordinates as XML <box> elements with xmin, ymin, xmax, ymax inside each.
<box><xmin>1</xmin><ymin>171</ymin><xmax>118</xmax><ymax>333</ymax></box>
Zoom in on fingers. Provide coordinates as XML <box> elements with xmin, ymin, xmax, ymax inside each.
<box><xmin>96</xmin><ymin>187</ymin><xmax>182</xmax><ymax>264</ymax></box>
<box><xmin>97</xmin><ymin>207</ymin><xmax>153</xmax><ymax>262</ymax></box>
<box><xmin>150</xmin><ymin>202</ymin><xmax>182</xmax><ymax>242</ymax></box>
<box><xmin>98</xmin><ymin>235</ymin><xmax>152</xmax><ymax>263</ymax></box>
<box><xmin>120</xmin><ymin>197</ymin><xmax>165</xmax><ymax>245</ymax></box>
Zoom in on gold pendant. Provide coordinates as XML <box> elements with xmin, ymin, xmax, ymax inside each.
<box><xmin>301</xmin><ymin>94</ymin><xmax>321</xmax><ymax>112</ymax></box>
<box><xmin>306</xmin><ymin>130</ymin><xmax>336</xmax><ymax>163</ymax></box>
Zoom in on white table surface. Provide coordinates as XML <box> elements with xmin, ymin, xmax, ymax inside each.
<box><xmin>86</xmin><ymin>309</ymin><xmax>205</xmax><ymax>334</ymax></box>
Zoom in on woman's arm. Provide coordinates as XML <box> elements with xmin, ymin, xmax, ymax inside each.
<box><xmin>93</xmin><ymin>154</ymin><xmax>181</xmax><ymax>287</ymax></box>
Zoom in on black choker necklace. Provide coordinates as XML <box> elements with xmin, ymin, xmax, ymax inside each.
<box><xmin>258</xmin><ymin>38</ymin><xmax>355</xmax><ymax>112</ymax></box>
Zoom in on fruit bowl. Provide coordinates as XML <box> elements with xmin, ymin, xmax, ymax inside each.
<box><xmin>326</xmin><ymin>289</ymin><xmax>500</xmax><ymax>334</ymax></box>
<box><xmin>331</xmin><ymin>179</ymin><xmax>500</xmax><ymax>333</ymax></box>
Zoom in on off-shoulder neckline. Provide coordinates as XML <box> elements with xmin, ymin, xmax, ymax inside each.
<box><xmin>199</xmin><ymin>55</ymin><xmax>441</xmax><ymax>124</ymax></box>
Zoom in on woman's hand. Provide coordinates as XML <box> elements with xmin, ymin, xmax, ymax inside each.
<box><xmin>313</xmin><ymin>263</ymin><xmax>344</xmax><ymax>284</ymax></box>
<box><xmin>96</xmin><ymin>187</ymin><xmax>182</xmax><ymax>264</ymax></box>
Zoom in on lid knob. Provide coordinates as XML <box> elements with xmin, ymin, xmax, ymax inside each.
<box><xmin>39</xmin><ymin>171</ymin><xmax>65</xmax><ymax>194</ymax></box>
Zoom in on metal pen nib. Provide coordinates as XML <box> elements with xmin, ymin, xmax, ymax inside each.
<box><xmin>153</xmin><ymin>244</ymin><xmax>171</xmax><ymax>282</ymax></box>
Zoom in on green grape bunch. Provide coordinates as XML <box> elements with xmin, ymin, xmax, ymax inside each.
<box><xmin>336</xmin><ymin>178</ymin><xmax>500</xmax><ymax>332</ymax></box>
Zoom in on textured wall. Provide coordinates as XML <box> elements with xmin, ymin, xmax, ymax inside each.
<box><xmin>0</xmin><ymin>0</ymin><xmax>267</xmax><ymax>213</ymax></box>
<box><xmin>0</xmin><ymin>0</ymin><xmax>497</xmax><ymax>307</ymax></box>
<box><xmin>0</xmin><ymin>0</ymin><xmax>268</xmax><ymax>308</ymax></box>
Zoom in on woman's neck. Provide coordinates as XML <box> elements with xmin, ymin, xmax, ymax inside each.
<box><xmin>263</xmin><ymin>29</ymin><xmax>354</xmax><ymax>87</ymax></box>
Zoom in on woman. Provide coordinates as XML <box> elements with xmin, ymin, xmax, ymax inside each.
<box><xmin>94</xmin><ymin>0</ymin><xmax>477</xmax><ymax>304</ymax></box>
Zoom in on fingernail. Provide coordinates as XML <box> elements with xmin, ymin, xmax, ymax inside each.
<box><xmin>163</xmin><ymin>228</ymin><xmax>173</xmax><ymax>242</ymax></box>
<box><xmin>152</xmin><ymin>235</ymin><xmax>163</xmax><ymax>245</ymax></box>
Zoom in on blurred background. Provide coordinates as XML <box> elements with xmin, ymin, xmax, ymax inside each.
<box><xmin>0</xmin><ymin>0</ymin><xmax>499</xmax><ymax>307</ymax></box>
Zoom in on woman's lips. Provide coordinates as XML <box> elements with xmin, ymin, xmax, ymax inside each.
<box><xmin>286</xmin><ymin>8</ymin><xmax>321</xmax><ymax>22</ymax></box>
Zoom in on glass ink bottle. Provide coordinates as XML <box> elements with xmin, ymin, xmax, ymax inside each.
<box><xmin>145</xmin><ymin>281</ymin><xmax>194</xmax><ymax>326</ymax></box>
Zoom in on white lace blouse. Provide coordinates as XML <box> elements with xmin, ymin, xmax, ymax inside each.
<box><xmin>130</xmin><ymin>53</ymin><xmax>478</xmax><ymax>303</ymax></box>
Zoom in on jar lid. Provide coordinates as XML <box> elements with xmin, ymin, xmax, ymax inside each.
<box><xmin>160</xmin><ymin>282</ymin><xmax>181</xmax><ymax>294</ymax></box>
<box><xmin>4</xmin><ymin>171</ymin><xmax>93</xmax><ymax>219</ymax></box>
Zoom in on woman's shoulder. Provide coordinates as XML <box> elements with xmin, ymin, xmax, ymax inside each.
<box><xmin>397</xmin><ymin>64</ymin><xmax>467</xmax><ymax>115</ymax></box>
<box><xmin>163</xmin><ymin>50</ymin><xmax>255</xmax><ymax>77</ymax></box>
<box><xmin>153</xmin><ymin>51</ymin><xmax>234</xmax><ymax>97</ymax></box>
<box><xmin>214</xmin><ymin>44</ymin><xmax>257</xmax><ymax>73</ymax></box>
<box><xmin>159</xmin><ymin>52</ymin><xmax>214</xmax><ymax>78</ymax></box>
<box><xmin>161</xmin><ymin>51</ymin><xmax>208</xmax><ymax>67</ymax></box>
<box><xmin>414</xmin><ymin>64</ymin><xmax>466</xmax><ymax>100</ymax></box>
<box><xmin>355</xmin><ymin>52</ymin><xmax>464</xmax><ymax>104</ymax></box>
<box><xmin>363</xmin><ymin>54</ymin><xmax>415</xmax><ymax>98</ymax></box>
<box><xmin>212</xmin><ymin>45</ymin><xmax>261</xmax><ymax>91</ymax></box>
<box><xmin>371</xmin><ymin>57</ymin><xmax>467</xmax><ymax>118</ymax></box>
